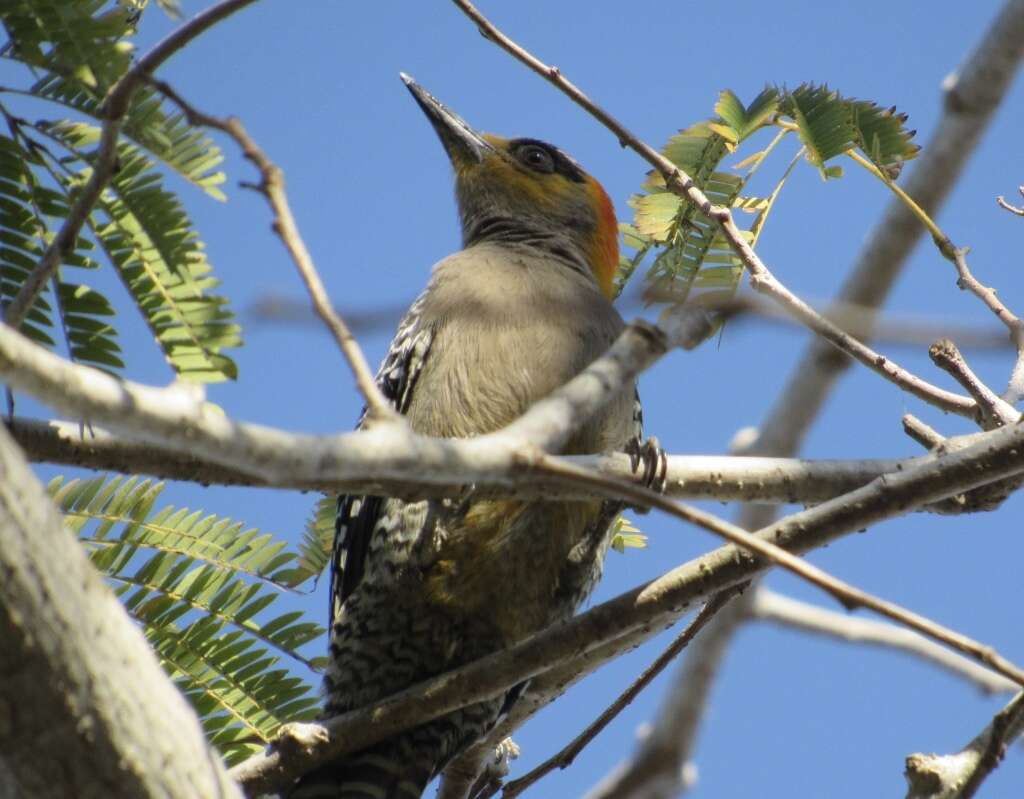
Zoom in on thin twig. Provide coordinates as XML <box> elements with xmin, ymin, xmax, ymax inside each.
<box><xmin>3</xmin><ymin>0</ymin><xmax>260</xmax><ymax>328</ymax></box>
<box><xmin>996</xmin><ymin>186</ymin><xmax>1024</xmax><ymax>216</ymax></box>
<box><xmin>948</xmin><ymin>247</ymin><xmax>1024</xmax><ymax>405</ymax></box>
<box><xmin>151</xmin><ymin>79</ymin><xmax>396</xmax><ymax>421</ymax></box>
<box><xmin>450</xmin><ymin>0</ymin><xmax>977</xmax><ymax>419</ymax></box>
<box><xmin>928</xmin><ymin>338</ymin><xmax>1019</xmax><ymax>427</ymax></box>
<box><xmin>499</xmin><ymin>590</ymin><xmax>740</xmax><ymax>799</ymax></box>
<box><xmin>752</xmin><ymin>589</ymin><xmax>1017</xmax><ymax>696</ymax></box>
<box><xmin>902</xmin><ymin>413</ymin><xmax>947</xmax><ymax>450</ymax></box>
<box><xmin>585</xmin><ymin>591</ymin><xmax>753</xmax><ymax>799</ymax></box>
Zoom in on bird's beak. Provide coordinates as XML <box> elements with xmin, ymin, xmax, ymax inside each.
<box><xmin>400</xmin><ymin>72</ymin><xmax>496</xmax><ymax>167</ymax></box>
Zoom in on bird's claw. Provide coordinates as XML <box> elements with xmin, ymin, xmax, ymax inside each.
<box><xmin>625</xmin><ymin>436</ymin><xmax>668</xmax><ymax>511</ymax></box>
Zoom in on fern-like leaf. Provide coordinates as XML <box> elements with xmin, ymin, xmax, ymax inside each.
<box><xmin>50</xmin><ymin>474</ymin><xmax>326</xmax><ymax>764</ymax></box>
<box><xmin>1</xmin><ymin>0</ymin><xmax>135</xmax><ymax>91</ymax></box>
<box><xmin>781</xmin><ymin>84</ymin><xmax>920</xmax><ymax>179</ymax></box>
<box><xmin>32</xmin><ymin>76</ymin><xmax>227</xmax><ymax>198</ymax></box>
<box><xmin>44</xmin><ymin>120</ymin><xmax>241</xmax><ymax>381</ymax></box>
<box><xmin>296</xmin><ymin>494</ymin><xmax>339</xmax><ymax>584</ymax></box>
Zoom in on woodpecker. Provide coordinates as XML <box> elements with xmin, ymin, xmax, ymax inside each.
<box><xmin>288</xmin><ymin>75</ymin><xmax>648</xmax><ymax>799</ymax></box>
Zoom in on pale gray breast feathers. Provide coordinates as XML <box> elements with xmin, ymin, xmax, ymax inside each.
<box><xmin>406</xmin><ymin>241</ymin><xmax>632</xmax><ymax>447</ymax></box>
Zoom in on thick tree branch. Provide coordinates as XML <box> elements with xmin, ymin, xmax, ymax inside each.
<box><xmin>0</xmin><ymin>425</ymin><xmax>241</xmax><ymax>798</ymax></box>
<box><xmin>2</xmin><ymin>0</ymin><xmax>260</xmax><ymax>328</ymax></box>
<box><xmin>9</xmin><ymin>415</ymin><xmax>967</xmax><ymax>504</ymax></box>
<box><xmin>229</xmin><ymin>417</ymin><xmax>1024</xmax><ymax>796</ymax></box>
<box><xmin>531</xmin><ymin>455</ymin><xmax>1024</xmax><ymax>688</ymax></box>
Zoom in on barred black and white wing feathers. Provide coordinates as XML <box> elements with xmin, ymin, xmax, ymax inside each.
<box><xmin>330</xmin><ymin>293</ymin><xmax>434</xmax><ymax>616</ymax></box>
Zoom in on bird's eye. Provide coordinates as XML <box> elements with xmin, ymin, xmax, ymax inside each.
<box><xmin>515</xmin><ymin>143</ymin><xmax>555</xmax><ymax>174</ymax></box>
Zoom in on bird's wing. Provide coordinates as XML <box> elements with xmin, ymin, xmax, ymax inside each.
<box><xmin>330</xmin><ymin>291</ymin><xmax>435</xmax><ymax>616</ymax></box>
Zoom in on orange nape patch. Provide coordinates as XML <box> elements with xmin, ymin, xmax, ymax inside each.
<box><xmin>586</xmin><ymin>176</ymin><xmax>619</xmax><ymax>299</ymax></box>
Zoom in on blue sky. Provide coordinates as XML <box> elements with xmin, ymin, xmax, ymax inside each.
<box><xmin>23</xmin><ymin>1</ymin><xmax>1024</xmax><ymax>796</ymax></box>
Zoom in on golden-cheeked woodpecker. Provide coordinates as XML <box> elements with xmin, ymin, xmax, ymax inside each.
<box><xmin>287</xmin><ymin>74</ymin><xmax>654</xmax><ymax>799</ymax></box>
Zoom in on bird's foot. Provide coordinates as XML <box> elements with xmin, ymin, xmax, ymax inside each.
<box><xmin>625</xmin><ymin>435</ymin><xmax>668</xmax><ymax>512</ymax></box>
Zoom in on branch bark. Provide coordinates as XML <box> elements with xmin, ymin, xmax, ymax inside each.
<box><xmin>8</xmin><ymin>415</ymin><xmax>968</xmax><ymax>504</ymax></box>
<box><xmin>0</xmin><ymin>424</ymin><xmax>241</xmax><ymax>798</ymax></box>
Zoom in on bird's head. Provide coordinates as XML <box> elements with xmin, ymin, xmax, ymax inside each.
<box><xmin>401</xmin><ymin>73</ymin><xmax>618</xmax><ymax>299</ymax></box>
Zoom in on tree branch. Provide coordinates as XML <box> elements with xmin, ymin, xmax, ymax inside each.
<box><xmin>582</xmin><ymin>591</ymin><xmax>750</xmax><ymax>799</ymax></box>
<box><xmin>947</xmin><ymin>247</ymin><xmax>1024</xmax><ymax>406</ymax></box>
<box><xmin>500</xmin><ymin>590</ymin><xmax>740</xmax><ymax>799</ymax></box>
<box><xmin>9</xmin><ymin>415</ymin><xmax>976</xmax><ymax>505</ymax></box>
<box><xmin>0</xmin><ymin>424</ymin><xmax>241</xmax><ymax>798</ymax></box>
<box><xmin>928</xmin><ymin>338</ymin><xmax>1019</xmax><ymax>427</ymax></box>
<box><xmin>752</xmin><ymin>589</ymin><xmax>1017</xmax><ymax>696</ymax></box>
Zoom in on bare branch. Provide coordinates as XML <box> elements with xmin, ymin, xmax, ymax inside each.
<box><xmin>449</xmin><ymin>0</ymin><xmax>981</xmax><ymax>419</ymax></box>
<box><xmin>740</xmin><ymin>0</ymin><xmax>1024</xmax><ymax>458</ymax></box>
<box><xmin>9</xmin><ymin>415</ymin><xmax>971</xmax><ymax>505</ymax></box>
<box><xmin>903</xmin><ymin>413</ymin><xmax>948</xmax><ymax>450</ymax></box>
<box><xmin>642</xmin><ymin>2</ymin><xmax>1024</xmax><ymax>775</ymax></box>
<box><xmin>752</xmin><ymin>589</ymin><xmax>1017</xmax><ymax>696</ymax></box>
<box><xmin>928</xmin><ymin>338</ymin><xmax>1020</xmax><ymax>427</ymax></box>
<box><xmin>584</xmin><ymin>591</ymin><xmax>751</xmax><ymax>799</ymax></box>
<box><xmin>945</xmin><ymin>248</ymin><xmax>1024</xmax><ymax>405</ymax></box>
<box><xmin>229</xmin><ymin>418</ymin><xmax>1024</xmax><ymax>796</ymax></box>
<box><xmin>996</xmin><ymin>186</ymin><xmax>1024</xmax><ymax>216</ymax></box>
<box><xmin>0</xmin><ymin>425</ymin><xmax>241</xmax><ymax>798</ymax></box>
<box><xmin>905</xmin><ymin>692</ymin><xmax>1024</xmax><ymax>799</ymax></box>
<box><xmin>151</xmin><ymin>79</ymin><xmax>397</xmax><ymax>422</ymax></box>
<box><xmin>2</xmin><ymin>0</ymin><xmax>261</xmax><ymax>328</ymax></box>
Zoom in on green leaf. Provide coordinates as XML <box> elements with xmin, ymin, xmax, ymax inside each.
<box><xmin>45</xmin><ymin>121</ymin><xmax>242</xmax><ymax>382</ymax></box>
<box><xmin>32</xmin><ymin>76</ymin><xmax>228</xmax><ymax>199</ymax></box>
<box><xmin>295</xmin><ymin>494</ymin><xmax>338</xmax><ymax>585</ymax></box>
<box><xmin>610</xmin><ymin>515</ymin><xmax>646</xmax><ymax>554</ymax></box>
<box><xmin>54</xmin><ymin>277</ymin><xmax>125</xmax><ymax>371</ymax></box>
<box><xmin>851</xmin><ymin>99</ymin><xmax>920</xmax><ymax>178</ymax></box>
<box><xmin>784</xmin><ymin>84</ymin><xmax>857</xmax><ymax>175</ymax></box>
<box><xmin>715</xmin><ymin>87</ymin><xmax>780</xmax><ymax>143</ymax></box>
<box><xmin>781</xmin><ymin>84</ymin><xmax>919</xmax><ymax>179</ymax></box>
<box><xmin>1</xmin><ymin>0</ymin><xmax>135</xmax><ymax>93</ymax></box>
